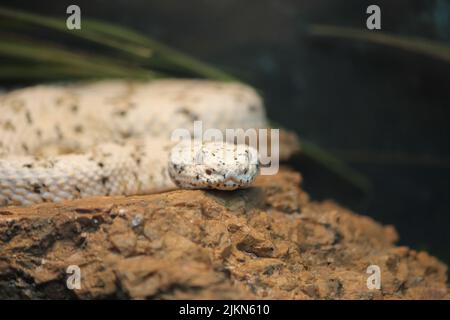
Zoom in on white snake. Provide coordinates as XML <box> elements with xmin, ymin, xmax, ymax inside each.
<box><xmin>0</xmin><ymin>79</ymin><xmax>267</xmax><ymax>207</ymax></box>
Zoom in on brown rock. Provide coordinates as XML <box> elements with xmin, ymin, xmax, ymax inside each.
<box><xmin>0</xmin><ymin>169</ymin><xmax>447</xmax><ymax>299</ymax></box>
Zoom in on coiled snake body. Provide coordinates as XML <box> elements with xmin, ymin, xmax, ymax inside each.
<box><xmin>0</xmin><ymin>80</ymin><xmax>266</xmax><ymax>207</ymax></box>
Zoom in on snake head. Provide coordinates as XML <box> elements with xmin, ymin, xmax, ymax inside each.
<box><xmin>168</xmin><ymin>141</ymin><xmax>259</xmax><ymax>190</ymax></box>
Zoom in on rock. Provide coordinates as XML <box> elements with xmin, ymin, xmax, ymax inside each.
<box><xmin>0</xmin><ymin>168</ymin><xmax>447</xmax><ymax>299</ymax></box>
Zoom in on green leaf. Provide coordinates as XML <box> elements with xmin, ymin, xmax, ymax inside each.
<box><xmin>0</xmin><ymin>65</ymin><xmax>112</xmax><ymax>80</ymax></box>
<box><xmin>0</xmin><ymin>6</ymin><xmax>153</xmax><ymax>59</ymax></box>
<box><xmin>0</xmin><ymin>35</ymin><xmax>157</xmax><ymax>79</ymax></box>
<box><xmin>308</xmin><ymin>24</ymin><xmax>450</xmax><ymax>63</ymax></box>
<box><xmin>0</xmin><ymin>5</ymin><xmax>237</xmax><ymax>80</ymax></box>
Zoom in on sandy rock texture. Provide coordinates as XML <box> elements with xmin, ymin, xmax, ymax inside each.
<box><xmin>0</xmin><ymin>168</ymin><xmax>448</xmax><ymax>299</ymax></box>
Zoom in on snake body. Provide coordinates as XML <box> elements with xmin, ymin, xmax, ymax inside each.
<box><xmin>0</xmin><ymin>80</ymin><xmax>267</xmax><ymax>206</ymax></box>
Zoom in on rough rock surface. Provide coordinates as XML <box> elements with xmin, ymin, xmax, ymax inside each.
<box><xmin>0</xmin><ymin>168</ymin><xmax>448</xmax><ymax>299</ymax></box>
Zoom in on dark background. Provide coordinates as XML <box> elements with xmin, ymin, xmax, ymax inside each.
<box><xmin>2</xmin><ymin>0</ymin><xmax>450</xmax><ymax>266</ymax></box>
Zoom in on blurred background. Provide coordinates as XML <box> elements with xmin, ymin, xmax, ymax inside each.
<box><xmin>1</xmin><ymin>0</ymin><xmax>449</xmax><ymax>266</ymax></box>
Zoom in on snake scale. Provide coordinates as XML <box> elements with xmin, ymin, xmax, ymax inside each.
<box><xmin>0</xmin><ymin>79</ymin><xmax>267</xmax><ymax>207</ymax></box>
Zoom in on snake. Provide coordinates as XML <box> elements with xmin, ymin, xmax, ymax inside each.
<box><xmin>0</xmin><ymin>79</ymin><xmax>267</xmax><ymax>207</ymax></box>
